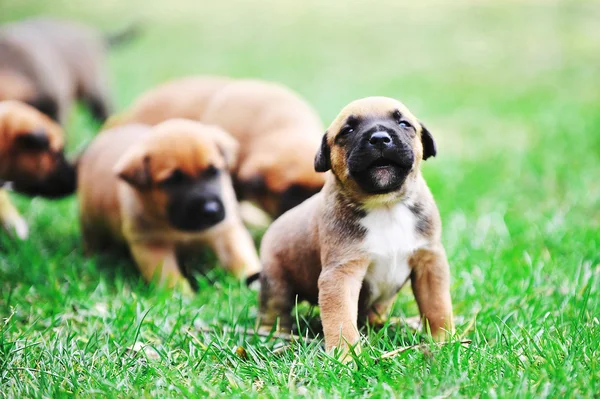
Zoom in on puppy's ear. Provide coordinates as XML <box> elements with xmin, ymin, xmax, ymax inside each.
<box><xmin>15</xmin><ymin>129</ymin><xmax>50</xmax><ymax>151</ymax></box>
<box><xmin>212</xmin><ymin>131</ymin><xmax>239</xmax><ymax>171</ymax></box>
<box><xmin>420</xmin><ymin>123</ymin><xmax>437</xmax><ymax>160</ymax></box>
<box><xmin>113</xmin><ymin>149</ymin><xmax>152</xmax><ymax>188</ymax></box>
<box><xmin>314</xmin><ymin>133</ymin><xmax>331</xmax><ymax>172</ymax></box>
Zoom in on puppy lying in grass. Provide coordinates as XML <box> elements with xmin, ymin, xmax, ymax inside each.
<box><xmin>259</xmin><ymin>97</ymin><xmax>454</xmax><ymax>359</ymax></box>
<box><xmin>0</xmin><ymin>100</ymin><xmax>76</xmax><ymax>239</ymax></box>
<box><xmin>78</xmin><ymin>119</ymin><xmax>261</xmax><ymax>292</ymax></box>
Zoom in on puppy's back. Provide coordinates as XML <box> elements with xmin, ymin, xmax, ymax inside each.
<box><xmin>202</xmin><ymin>79</ymin><xmax>323</xmax><ymax>143</ymax></box>
<box><xmin>78</xmin><ymin>124</ymin><xmax>150</xmax><ymax>246</ymax></box>
<box><xmin>107</xmin><ymin>76</ymin><xmax>233</xmax><ymax>128</ymax></box>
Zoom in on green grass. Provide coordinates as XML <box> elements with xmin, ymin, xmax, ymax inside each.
<box><xmin>1</xmin><ymin>1</ymin><xmax>599</xmax><ymax>397</ymax></box>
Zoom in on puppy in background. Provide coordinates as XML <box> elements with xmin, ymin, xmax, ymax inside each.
<box><xmin>78</xmin><ymin>119</ymin><xmax>261</xmax><ymax>291</ymax></box>
<box><xmin>0</xmin><ymin>101</ymin><xmax>76</xmax><ymax>239</ymax></box>
<box><xmin>0</xmin><ymin>17</ymin><xmax>136</xmax><ymax>124</ymax></box>
<box><xmin>259</xmin><ymin>97</ymin><xmax>453</xmax><ymax>358</ymax></box>
<box><xmin>106</xmin><ymin>77</ymin><xmax>326</xmax><ymax>219</ymax></box>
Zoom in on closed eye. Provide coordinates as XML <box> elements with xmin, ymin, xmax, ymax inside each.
<box><xmin>203</xmin><ymin>165</ymin><xmax>220</xmax><ymax>178</ymax></box>
<box><xmin>159</xmin><ymin>169</ymin><xmax>189</xmax><ymax>187</ymax></box>
<box><xmin>339</xmin><ymin>126</ymin><xmax>354</xmax><ymax>136</ymax></box>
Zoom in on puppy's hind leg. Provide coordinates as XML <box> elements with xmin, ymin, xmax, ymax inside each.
<box><xmin>0</xmin><ymin>189</ymin><xmax>28</xmax><ymax>240</ymax></box>
<box><xmin>258</xmin><ymin>267</ymin><xmax>295</xmax><ymax>333</ymax></box>
<box><xmin>83</xmin><ymin>93</ymin><xmax>111</xmax><ymax>123</ymax></box>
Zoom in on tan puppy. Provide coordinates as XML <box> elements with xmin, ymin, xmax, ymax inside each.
<box><xmin>259</xmin><ymin>97</ymin><xmax>453</xmax><ymax>357</ymax></box>
<box><xmin>0</xmin><ymin>17</ymin><xmax>134</xmax><ymax>124</ymax></box>
<box><xmin>78</xmin><ymin>119</ymin><xmax>261</xmax><ymax>290</ymax></box>
<box><xmin>0</xmin><ymin>100</ymin><xmax>76</xmax><ymax>238</ymax></box>
<box><xmin>107</xmin><ymin>77</ymin><xmax>326</xmax><ymax>218</ymax></box>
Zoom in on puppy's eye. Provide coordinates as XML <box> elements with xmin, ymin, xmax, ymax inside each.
<box><xmin>399</xmin><ymin>121</ymin><xmax>413</xmax><ymax>129</ymax></box>
<box><xmin>339</xmin><ymin>126</ymin><xmax>354</xmax><ymax>136</ymax></box>
<box><xmin>160</xmin><ymin>169</ymin><xmax>189</xmax><ymax>187</ymax></box>
<box><xmin>203</xmin><ymin>165</ymin><xmax>220</xmax><ymax>178</ymax></box>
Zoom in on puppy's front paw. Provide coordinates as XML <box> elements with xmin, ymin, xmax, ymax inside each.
<box><xmin>173</xmin><ymin>279</ymin><xmax>195</xmax><ymax>296</ymax></box>
<box><xmin>328</xmin><ymin>341</ymin><xmax>361</xmax><ymax>364</ymax></box>
<box><xmin>1</xmin><ymin>213</ymin><xmax>29</xmax><ymax>240</ymax></box>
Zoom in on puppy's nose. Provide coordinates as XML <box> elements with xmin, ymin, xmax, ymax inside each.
<box><xmin>202</xmin><ymin>198</ymin><xmax>223</xmax><ymax>216</ymax></box>
<box><xmin>368</xmin><ymin>131</ymin><xmax>392</xmax><ymax>149</ymax></box>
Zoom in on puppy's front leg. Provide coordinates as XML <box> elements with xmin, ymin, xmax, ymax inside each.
<box><xmin>209</xmin><ymin>221</ymin><xmax>261</xmax><ymax>279</ymax></box>
<box><xmin>0</xmin><ymin>189</ymin><xmax>28</xmax><ymax>240</ymax></box>
<box><xmin>318</xmin><ymin>259</ymin><xmax>369</xmax><ymax>357</ymax></box>
<box><xmin>129</xmin><ymin>241</ymin><xmax>192</xmax><ymax>293</ymax></box>
<box><xmin>410</xmin><ymin>247</ymin><xmax>454</xmax><ymax>340</ymax></box>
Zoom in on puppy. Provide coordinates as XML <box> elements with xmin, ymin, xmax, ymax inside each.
<box><xmin>78</xmin><ymin>119</ymin><xmax>262</xmax><ymax>290</ymax></box>
<box><xmin>0</xmin><ymin>17</ymin><xmax>135</xmax><ymax>124</ymax></box>
<box><xmin>259</xmin><ymin>97</ymin><xmax>453</xmax><ymax>357</ymax></box>
<box><xmin>0</xmin><ymin>100</ymin><xmax>76</xmax><ymax>238</ymax></box>
<box><xmin>106</xmin><ymin>77</ymin><xmax>326</xmax><ymax>218</ymax></box>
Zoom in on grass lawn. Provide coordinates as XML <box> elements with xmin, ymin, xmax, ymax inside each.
<box><xmin>1</xmin><ymin>1</ymin><xmax>599</xmax><ymax>397</ymax></box>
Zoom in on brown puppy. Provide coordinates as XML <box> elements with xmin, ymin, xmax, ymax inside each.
<box><xmin>0</xmin><ymin>100</ymin><xmax>76</xmax><ymax>238</ymax></box>
<box><xmin>259</xmin><ymin>97</ymin><xmax>453</xmax><ymax>358</ymax></box>
<box><xmin>78</xmin><ymin>119</ymin><xmax>261</xmax><ymax>291</ymax></box>
<box><xmin>0</xmin><ymin>17</ymin><xmax>132</xmax><ymax>124</ymax></box>
<box><xmin>107</xmin><ymin>77</ymin><xmax>326</xmax><ymax>218</ymax></box>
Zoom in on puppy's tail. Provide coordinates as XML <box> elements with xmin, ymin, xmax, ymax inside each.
<box><xmin>105</xmin><ymin>22</ymin><xmax>142</xmax><ymax>48</ymax></box>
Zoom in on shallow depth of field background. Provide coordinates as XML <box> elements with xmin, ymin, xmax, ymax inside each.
<box><xmin>1</xmin><ymin>1</ymin><xmax>599</xmax><ymax>397</ymax></box>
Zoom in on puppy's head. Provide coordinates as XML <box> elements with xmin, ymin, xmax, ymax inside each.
<box><xmin>0</xmin><ymin>101</ymin><xmax>75</xmax><ymax>197</ymax></box>
<box><xmin>315</xmin><ymin>97</ymin><xmax>436</xmax><ymax>201</ymax></box>
<box><xmin>114</xmin><ymin>119</ymin><xmax>239</xmax><ymax>232</ymax></box>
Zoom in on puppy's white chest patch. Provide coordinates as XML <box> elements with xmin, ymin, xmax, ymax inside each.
<box><xmin>360</xmin><ymin>203</ymin><xmax>426</xmax><ymax>305</ymax></box>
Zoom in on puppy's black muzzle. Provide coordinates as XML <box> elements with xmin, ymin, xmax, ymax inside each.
<box><xmin>11</xmin><ymin>153</ymin><xmax>77</xmax><ymax>198</ymax></box>
<box><xmin>168</xmin><ymin>191</ymin><xmax>226</xmax><ymax>232</ymax></box>
<box><xmin>347</xmin><ymin>124</ymin><xmax>414</xmax><ymax>194</ymax></box>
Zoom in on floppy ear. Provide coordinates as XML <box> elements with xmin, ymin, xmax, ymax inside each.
<box><xmin>113</xmin><ymin>149</ymin><xmax>152</xmax><ymax>188</ymax></box>
<box><xmin>420</xmin><ymin>122</ymin><xmax>437</xmax><ymax>160</ymax></box>
<box><xmin>314</xmin><ymin>133</ymin><xmax>331</xmax><ymax>172</ymax></box>
<box><xmin>15</xmin><ymin>129</ymin><xmax>50</xmax><ymax>151</ymax></box>
<box><xmin>212</xmin><ymin>131</ymin><xmax>240</xmax><ymax>171</ymax></box>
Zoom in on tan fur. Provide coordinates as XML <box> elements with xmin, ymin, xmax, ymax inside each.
<box><xmin>0</xmin><ymin>101</ymin><xmax>68</xmax><ymax>239</ymax></box>
<box><xmin>78</xmin><ymin>119</ymin><xmax>261</xmax><ymax>290</ymax></box>
<box><xmin>0</xmin><ymin>17</ymin><xmax>114</xmax><ymax>124</ymax></box>
<box><xmin>259</xmin><ymin>97</ymin><xmax>454</xmax><ymax>360</ymax></box>
<box><xmin>107</xmin><ymin>76</ymin><xmax>326</xmax><ymax>217</ymax></box>
<box><xmin>0</xmin><ymin>70</ymin><xmax>36</xmax><ymax>103</ymax></box>
<box><xmin>0</xmin><ymin>101</ymin><xmax>64</xmax><ymax>182</ymax></box>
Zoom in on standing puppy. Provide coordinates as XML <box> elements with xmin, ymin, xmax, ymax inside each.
<box><xmin>259</xmin><ymin>97</ymin><xmax>453</xmax><ymax>357</ymax></box>
<box><xmin>106</xmin><ymin>77</ymin><xmax>326</xmax><ymax>218</ymax></box>
<box><xmin>0</xmin><ymin>101</ymin><xmax>76</xmax><ymax>238</ymax></box>
<box><xmin>78</xmin><ymin>119</ymin><xmax>261</xmax><ymax>290</ymax></box>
